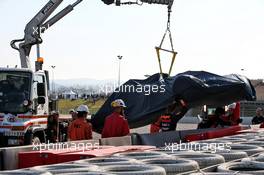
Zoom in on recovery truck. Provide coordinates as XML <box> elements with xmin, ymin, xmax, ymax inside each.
<box><xmin>0</xmin><ymin>0</ymin><xmax>83</xmax><ymax>147</ymax></box>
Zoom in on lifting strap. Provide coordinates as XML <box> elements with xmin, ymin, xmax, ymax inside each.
<box><xmin>156</xmin><ymin>3</ymin><xmax>177</xmax><ymax>78</ymax></box>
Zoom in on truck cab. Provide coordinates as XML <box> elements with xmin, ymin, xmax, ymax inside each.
<box><xmin>0</xmin><ymin>68</ymin><xmax>51</xmax><ymax>146</ymax></box>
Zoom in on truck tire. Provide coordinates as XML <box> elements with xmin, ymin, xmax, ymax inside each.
<box><xmin>229</xmin><ymin>144</ymin><xmax>264</xmax><ymax>156</ymax></box>
<box><xmin>102</xmin><ymin>164</ymin><xmax>166</xmax><ymax>175</ymax></box>
<box><xmin>202</xmin><ymin>150</ymin><xmax>248</xmax><ymax>162</ymax></box>
<box><xmin>141</xmin><ymin>157</ymin><xmax>199</xmax><ymax>175</ymax></box>
<box><xmin>74</xmin><ymin>157</ymin><xmax>140</xmax><ymax>166</ymax></box>
<box><xmin>114</xmin><ymin>151</ymin><xmax>169</xmax><ymax>160</ymax></box>
<box><xmin>217</xmin><ymin>161</ymin><xmax>264</xmax><ymax>174</ymax></box>
<box><xmin>0</xmin><ymin>170</ymin><xmax>52</xmax><ymax>175</ymax></box>
<box><xmin>171</xmin><ymin>152</ymin><xmax>225</xmax><ymax>169</ymax></box>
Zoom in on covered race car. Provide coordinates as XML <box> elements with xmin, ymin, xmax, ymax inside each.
<box><xmin>91</xmin><ymin>71</ymin><xmax>256</xmax><ymax>132</ymax></box>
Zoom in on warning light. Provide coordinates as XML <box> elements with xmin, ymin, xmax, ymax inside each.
<box><xmin>37</xmin><ymin>57</ymin><xmax>44</xmax><ymax>63</ymax></box>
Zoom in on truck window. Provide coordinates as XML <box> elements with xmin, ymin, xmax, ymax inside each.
<box><xmin>0</xmin><ymin>71</ymin><xmax>32</xmax><ymax>114</ymax></box>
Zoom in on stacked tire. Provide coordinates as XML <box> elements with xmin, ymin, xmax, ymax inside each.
<box><xmin>141</xmin><ymin>157</ymin><xmax>199</xmax><ymax>175</ymax></box>
<box><xmin>31</xmin><ymin>164</ymin><xmax>99</xmax><ymax>174</ymax></box>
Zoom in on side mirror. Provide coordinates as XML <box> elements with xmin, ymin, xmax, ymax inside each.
<box><xmin>38</xmin><ymin>97</ymin><xmax>46</xmax><ymax>104</ymax></box>
<box><xmin>37</xmin><ymin>83</ymin><xmax>45</xmax><ymax>96</ymax></box>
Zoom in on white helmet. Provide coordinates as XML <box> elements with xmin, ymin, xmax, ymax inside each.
<box><xmin>111</xmin><ymin>99</ymin><xmax>127</xmax><ymax>108</ymax></box>
<box><xmin>228</xmin><ymin>103</ymin><xmax>236</xmax><ymax>109</ymax></box>
<box><xmin>77</xmin><ymin>105</ymin><xmax>89</xmax><ymax>113</ymax></box>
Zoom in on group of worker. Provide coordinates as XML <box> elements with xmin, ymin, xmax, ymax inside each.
<box><xmin>49</xmin><ymin>98</ymin><xmax>264</xmax><ymax>142</ymax></box>
<box><xmin>67</xmin><ymin>99</ymin><xmax>130</xmax><ymax>141</ymax></box>
<box><xmin>197</xmin><ymin>102</ymin><xmax>241</xmax><ymax>129</ymax></box>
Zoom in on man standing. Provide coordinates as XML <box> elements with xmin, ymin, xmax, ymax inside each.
<box><xmin>252</xmin><ymin>107</ymin><xmax>264</xmax><ymax>125</ymax></box>
<box><xmin>101</xmin><ymin>99</ymin><xmax>130</xmax><ymax>138</ymax></box>
<box><xmin>68</xmin><ymin>105</ymin><xmax>92</xmax><ymax>141</ymax></box>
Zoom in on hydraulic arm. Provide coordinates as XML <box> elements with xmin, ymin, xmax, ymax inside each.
<box><xmin>10</xmin><ymin>0</ymin><xmax>83</xmax><ymax>70</ymax></box>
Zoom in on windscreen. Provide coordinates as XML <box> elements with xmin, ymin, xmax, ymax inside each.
<box><xmin>0</xmin><ymin>71</ymin><xmax>32</xmax><ymax>114</ymax></box>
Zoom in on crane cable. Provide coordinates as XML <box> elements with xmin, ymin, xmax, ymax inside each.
<box><xmin>156</xmin><ymin>2</ymin><xmax>177</xmax><ymax>79</ymax></box>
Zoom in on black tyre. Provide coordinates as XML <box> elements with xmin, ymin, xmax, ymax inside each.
<box><xmin>74</xmin><ymin>157</ymin><xmax>140</xmax><ymax>166</ymax></box>
<box><xmin>171</xmin><ymin>152</ymin><xmax>225</xmax><ymax>169</ymax></box>
<box><xmin>202</xmin><ymin>150</ymin><xmax>248</xmax><ymax>162</ymax></box>
<box><xmin>217</xmin><ymin>161</ymin><xmax>264</xmax><ymax>174</ymax></box>
<box><xmin>32</xmin><ymin>164</ymin><xmax>99</xmax><ymax>174</ymax></box>
<box><xmin>102</xmin><ymin>164</ymin><xmax>166</xmax><ymax>175</ymax></box>
<box><xmin>229</xmin><ymin>144</ymin><xmax>264</xmax><ymax>156</ymax></box>
<box><xmin>141</xmin><ymin>157</ymin><xmax>199</xmax><ymax>175</ymax></box>
<box><xmin>114</xmin><ymin>151</ymin><xmax>169</xmax><ymax>160</ymax></box>
<box><xmin>0</xmin><ymin>170</ymin><xmax>51</xmax><ymax>175</ymax></box>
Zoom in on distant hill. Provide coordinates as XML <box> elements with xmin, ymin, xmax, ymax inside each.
<box><xmin>55</xmin><ymin>78</ymin><xmax>117</xmax><ymax>87</ymax></box>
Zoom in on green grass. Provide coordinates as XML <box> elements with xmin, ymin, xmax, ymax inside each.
<box><xmin>58</xmin><ymin>99</ymin><xmax>106</xmax><ymax>114</ymax></box>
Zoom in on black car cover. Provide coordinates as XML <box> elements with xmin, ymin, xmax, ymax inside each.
<box><xmin>92</xmin><ymin>71</ymin><xmax>256</xmax><ymax>132</ymax></box>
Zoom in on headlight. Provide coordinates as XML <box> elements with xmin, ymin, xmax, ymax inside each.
<box><xmin>23</xmin><ymin>100</ymin><xmax>31</xmax><ymax>107</ymax></box>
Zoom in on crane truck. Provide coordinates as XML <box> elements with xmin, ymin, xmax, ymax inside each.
<box><xmin>0</xmin><ymin>0</ymin><xmax>172</xmax><ymax>147</ymax></box>
<box><xmin>0</xmin><ymin>0</ymin><xmax>84</xmax><ymax>147</ymax></box>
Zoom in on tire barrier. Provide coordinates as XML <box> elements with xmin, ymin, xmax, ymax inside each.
<box><xmin>190</xmin><ymin>173</ymin><xmax>251</xmax><ymax>175</ymax></box>
<box><xmin>202</xmin><ymin>150</ymin><xmax>248</xmax><ymax>162</ymax></box>
<box><xmin>114</xmin><ymin>151</ymin><xmax>169</xmax><ymax>160</ymax></box>
<box><xmin>195</xmin><ymin>139</ymin><xmax>232</xmax><ymax>144</ymax></box>
<box><xmin>63</xmin><ymin>172</ymin><xmax>114</xmax><ymax>175</ymax></box>
<box><xmin>227</xmin><ymin>134</ymin><xmax>260</xmax><ymax>140</ymax></box>
<box><xmin>214</xmin><ymin>137</ymin><xmax>247</xmax><ymax>143</ymax></box>
<box><xmin>0</xmin><ymin>170</ymin><xmax>52</xmax><ymax>175</ymax></box>
<box><xmin>31</xmin><ymin>164</ymin><xmax>99</xmax><ymax>174</ymax></box>
<box><xmin>240</xmin><ymin>141</ymin><xmax>264</xmax><ymax>148</ymax></box>
<box><xmin>229</xmin><ymin>144</ymin><xmax>264</xmax><ymax>156</ymax></box>
<box><xmin>141</xmin><ymin>157</ymin><xmax>199</xmax><ymax>175</ymax></box>
<box><xmin>74</xmin><ymin>157</ymin><xmax>140</xmax><ymax>166</ymax></box>
<box><xmin>102</xmin><ymin>164</ymin><xmax>166</xmax><ymax>175</ymax></box>
<box><xmin>251</xmin><ymin>138</ymin><xmax>264</xmax><ymax>142</ymax></box>
<box><xmin>154</xmin><ymin>148</ymin><xmax>195</xmax><ymax>155</ymax></box>
<box><xmin>171</xmin><ymin>152</ymin><xmax>225</xmax><ymax>169</ymax></box>
<box><xmin>217</xmin><ymin>161</ymin><xmax>264</xmax><ymax>175</ymax></box>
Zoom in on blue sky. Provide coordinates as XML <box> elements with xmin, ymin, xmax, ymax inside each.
<box><xmin>0</xmin><ymin>0</ymin><xmax>263</xmax><ymax>81</ymax></box>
